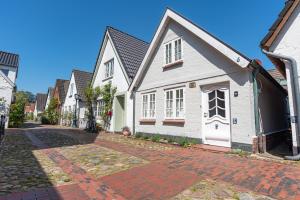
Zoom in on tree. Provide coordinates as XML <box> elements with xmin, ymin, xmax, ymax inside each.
<box><xmin>18</xmin><ymin>91</ymin><xmax>35</xmax><ymax>103</ymax></box>
<box><xmin>44</xmin><ymin>97</ymin><xmax>59</xmax><ymax>124</ymax></box>
<box><xmin>84</xmin><ymin>85</ymin><xmax>101</xmax><ymax>133</ymax></box>
<box><xmin>9</xmin><ymin>92</ymin><xmax>28</xmax><ymax>127</ymax></box>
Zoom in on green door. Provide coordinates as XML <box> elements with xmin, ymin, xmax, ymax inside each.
<box><xmin>114</xmin><ymin>95</ymin><xmax>125</xmax><ymax>132</ymax></box>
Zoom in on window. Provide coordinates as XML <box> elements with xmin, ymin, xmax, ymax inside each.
<box><xmin>70</xmin><ymin>83</ymin><xmax>74</xmax><ymax>96</ymax></box>
<box><xmin>174</xmin><ymin>38</ymin><xmax>182</xmax><ymax>61</ymax></box>
<box><xmin>96</xmin><ymin>100</ymin><xmax>105</xmax><ymax>117</ymax></box>
<box><xmin>164</xmin><ymin>38</ymin><xmax>182</xmax><ymax>65</ymax></box>
<box><xmin>0</xmin><ymin>69</ymin><xmax>9</xmax><ymax>77</ymax></box>
<box><xmin>165</xmin><ymin>88</ymin><xmax>184</xmax><ymax>119</ymax></box>
<box><xmin>208</xmin><ymin>90</ymin><xmax>226</xmax><ymax>118</ymax></box>
<box><xmin>105</xmin><ymin>59</ymin><xmax>114</xmax><ymax>78</ymax></box>
<box><xmin>165</xmin><ymin>43</ymin><xmax>172</xmax><ymax>65</ymax></box>
<box><xmin>142</xmin><ymin>93</ymin><xmax>156</xmax><ymax>119</ymax></box>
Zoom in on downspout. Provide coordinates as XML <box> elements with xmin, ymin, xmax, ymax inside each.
<box><xmin>132</xmin><ymin>87</ymin><xmax>136</xmax><ymax>135</ymax></box>
<box><xmin>251</xmin><ymin>61</ymin><xmax>262</xmax><ymax>152</ymax></box>
<box><xmin>262</xmin><ymin>49</ymin><xmax>300</xmax><ymax>158</ymax></box>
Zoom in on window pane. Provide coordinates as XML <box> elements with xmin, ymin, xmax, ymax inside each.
<box><xmin>218</xmin><ymin>108</ymin><xmax>226</xmax><ymax>118</ymax></box>
<box><xmin>209</xmin><ymin>108</ymin><xmax>216</xmax><ymax>118</ymax></box>
<box><xmin>174</xmin><ymin>39</ymin><xmax>182</xmax><ymax>61</ymax></box>
<box><xmin>208</xmin><ymin>91</ymin><xmax>215</xmax><ymax>101</ymax></box>
<box><xmin>209</xmin><ymin>100</ymin><xmax>216</xmax><ymax>109</ymax></box>
<box><xmin>217</xmin><ymin>99</ymin><xmax>225</xmax><ymax>108</ymax></box>
<box><xmin>217</xmin><ymin>90</ymin><xmax>224</xmax><ymax>99</ymax></box>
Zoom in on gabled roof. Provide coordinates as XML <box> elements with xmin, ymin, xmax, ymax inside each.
<box><xmin>92</xmin><ymin>26</ymin><xmax>149</xmax><ymax>85</ymax></box>
<box><xmin>47</xmin><ymin>87</ymin><xmax>54</xmax><ymax>98</ymax></box>
<box><xmin>72</xmin><ymin>69</ymin><xmax>93</xmax><ymax>102</ymax></box>
<box><xmin>107</xmin><ymin>27</ymin><xmax>149</xmax><ymax>79</ymax></box>
<box><xmin>129</xmin><ymin>8</ymin><xmax>251</xmax><ymax>92</ymax></box>
<box><xmin>261</xmin><ymin>0</ymin><xmax>300</xmax><ymax>50</ymax></box>
<box><xmin>0</xmin><ymin>51</ymin><xmax>19</xmax><ymax>68</ymax></box>
<box><xmin>35</xmin><ymin>93</ymin><xmax>47</xmax><ymax>112</ymax></box>
<box><xmin>54</xmin><ymin>79</ymin><xmax>69</xmax><ymax>104</ymax></box>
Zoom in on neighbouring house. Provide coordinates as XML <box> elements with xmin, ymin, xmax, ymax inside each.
<box><xmin>53</xmin><ymin>79</ymin><xmax>69</xmax><ymax>123</ymax></box>
<box><xmin>260</xmin><ymin>0</ymin><xmax>300</xmax><ymax>155</ymax></box>
<box><xmin>0</xmin><ymin>51</ymin><xmax>19</xmax><ymax>128</ymax></box>
<box><xmin>62</xmin><ymin>69</ymin><xmax>93</xmax><ymax>128</ymax></box>
<box><xmin>91</xmin><ymin>26</ymin><xmax>149</xmax><ymax>132</ymax></box>
<box><xmin>129</xmin><ymin>9</ymin><xmax>288</xmax><ymax>152</ymax></box>
<box><xmin>24</xmin><ymin>103</ymin><xmax>35</xmax><ymax>118</ymax></box>
<box><xmin>45</xmin><ymin>87</ymin><xmax>54</xmax><ymax>110</ymax></box>
<box><xmin>268</xmin><ymin>68</ymin><xmax>288</xmax><ymax>90</ymax></box>
<box><xmin>33</xmin><ymin>93</ymin><xmax>47</xmax><ymax>119</ymax></box>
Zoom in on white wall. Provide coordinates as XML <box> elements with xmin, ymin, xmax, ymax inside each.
<box><xmin>92</xmin><ymin>35</ymin><xmax>132</xmax><ymax>132</ymax></box>
<box><xmin>0</xmin><ymin>65</ymin><xmax>17</xmax><ymax>128</ymax></box>
<box><xmin>135</xmin><ymin>20</ymin><xmax>256</xmax><ymax>146</ymax></box>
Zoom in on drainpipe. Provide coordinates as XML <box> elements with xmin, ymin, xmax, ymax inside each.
<box><xmin>262</xmin><ymin>49</ymin><xmax>300</xmax><ymax>157</ymax></box>
<box><xmin>132</xmin><ymin>87</ymin><xmax>136</xmax><ymax>135</ymax></box>
<box><xmin>250</xmin><ymin>62</ymin><xmax>262</xmax><ymax>152</ymax></box>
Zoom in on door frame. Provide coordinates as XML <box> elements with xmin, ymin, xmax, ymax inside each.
<box><xmin>113</xmin><ymin>92</ymin><xmax>127</xmax><ymax>132</ymax></box>
<box><xmin>200</xmin><ymin>82</ymin><xmax>232</xmax><ymax>147</ymax></box>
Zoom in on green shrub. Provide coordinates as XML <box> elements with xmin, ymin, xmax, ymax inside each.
<box><xmin>41</xmin><ymin>115</ymin><xmax>50</xmax><ymax>124</ymax></box>
<box><xmin>151</xmin><ymin>134</ymin><xmax>161</xmax><ymax>142</ymax></box>
<box><xmin>135</xmin><ymin>132</ymin><xmax>142</xmax><ymax>138</ymax></box>
<box><xmin>178</xmin><ymin>137</ymin><xmax>191</xmax><ymax>148</ymax></box>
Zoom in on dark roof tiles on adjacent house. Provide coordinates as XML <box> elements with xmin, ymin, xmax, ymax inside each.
<box><xmin>261</xmin><ymin>0</ymin><xmax>300</xmax><ymax>49</ymax></box>
<box><xmin>35</xmin><ymin>93</ymin><xmax>47</xmax><ymax>112</ymax></box>
<box><xmin>0</xmin><ymin>51</ymin><xmax>19</xmax><ymax>68</ymax></box>
<box><xmin>55</xmin><ymin>79</ymin><xmax>70</xmax><ymax>104</ymax></box>
<box><xmin>73</xmin><ymin>69</ymin><xmax>93</xmax><ymax>102</ymax></box>
<box><xmin>107</xmin><ymin>26</ymin><xmax>149</xmax><ymax>80</ymax></box>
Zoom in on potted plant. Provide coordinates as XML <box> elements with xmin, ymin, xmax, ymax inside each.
<box><xmin>122</xmin><ymin>126</ymin><xmax>131</xmax><ymax>136</ymax></box>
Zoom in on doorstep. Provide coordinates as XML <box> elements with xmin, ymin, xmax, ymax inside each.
<box><xmin>192</xmin><ymin>144</ymin><xmax>231</xmax><ymax>153</ymax></box>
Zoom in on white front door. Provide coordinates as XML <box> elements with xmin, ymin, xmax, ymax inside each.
<box><xmin>202</xmin><ymin>85</ymin><xmax>231</xmax><ymax>147</ymax></box>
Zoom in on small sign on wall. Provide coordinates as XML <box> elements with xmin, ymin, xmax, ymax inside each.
<box><xmin>189</xmin><ymin>82</ymin><xmax>196</xmax><ymax>88</ymax></box>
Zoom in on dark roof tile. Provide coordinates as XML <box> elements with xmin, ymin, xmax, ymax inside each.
<box><xmin>35</xmin><ymin>93</ymin><xmax>47</xmax><ymax>112</ymax></box>
<box><xmin>107</xmin><ymin>27</ymin><xmax>149</xmax><ymax>80</ymax></box>
<box><xmin>73</xmin><ymin>70</ymin><xmax>93</xmax><ymax>102</ymax></box>
<box><xmin>0</xmin><ymin>51</ymin><xmax>19</xmax><ymax>68</ymax></box>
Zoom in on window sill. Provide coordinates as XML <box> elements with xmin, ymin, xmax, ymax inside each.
<box><xmin>162</xmin><ymin>119</ymin><xmax>185</xmax><ymax>125</ymax></box>
<box><xmin>139</xmin><ymin>119</ymin><xmax>156</xmax><ymax>124</ymax></box>
<box><xmin>163</xmin><ymin>60</ymin><xmax>183</xmax><ymax>69</ymax></box>
<box><xmin>102</xmin><ymin>76</ymin><xmax>113</xmax><ymax>82</ymax></box>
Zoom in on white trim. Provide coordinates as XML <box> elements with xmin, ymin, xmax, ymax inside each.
<box><xmin>129</xmin><ymin>9</ymin><xmax>250</xmax><ymax>92</ymax></box>
<box><xmin>141</xmin><ymin>92</ymin><xmax>156</xmax><ymax>119</ymax></box>
<box><xmin>0</xmin><ymin>70</ymin><xmax>14</xmax><ymax>88</ymax></box>
<box><xmin>164</xmin><ymin>87</ymin><xmax>185</xmax><ymax>120</ymax></box>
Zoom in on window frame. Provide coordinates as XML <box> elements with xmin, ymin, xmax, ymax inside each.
<box><xmin>96</xmin><ymin>99</ymin><xmax>105</xmax><ymax>117</ymax></box>
<box><xmin>104</xmin><ymin>58</ymin><xmax>114</xmax><ymax>79</ymax></box>
<box><xmin>141</xmin><ymin>92</ymin><xmax>156</xmax><ymax>119</ymax></box>
<box><xmin>163</xmin><ymin>37</ymin><xmax>183</xmax><ymax>66</ymax></box>
<box><xmin>164</xmin><ymin>88</ymin><xmax>185</xmax><ymax>120</ymax></box>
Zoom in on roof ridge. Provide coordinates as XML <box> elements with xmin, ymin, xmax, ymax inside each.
<box><xmin>72</xmin><ymin>69</ymin><xmax>92</xmax><ymax>74</ymax></box>
<box><xmin>107</xmin><ymin>26</ymin><xmax>149</xmax><ymax>45</ymax></box>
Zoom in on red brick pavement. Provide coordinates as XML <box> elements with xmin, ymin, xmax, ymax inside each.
<box><xmin>2</xmin><ymin>128</ymin><xmax>300</xmax><ymax>200</ymax></box>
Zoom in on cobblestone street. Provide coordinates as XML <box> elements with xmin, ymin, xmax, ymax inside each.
<box><xmin>0</xmin><ymin>124</ymin><xmax>300</xmax><ymax>200</ymax></box>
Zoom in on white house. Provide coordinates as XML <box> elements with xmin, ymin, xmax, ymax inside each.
<box><xmin>0</xmin><ymin>51</ymin><xmax>19</xmax><ymax>128</ymax></box>
<box><xmin>62</xmin><ymin>69</ymin><xmax>92</xmax><ymax>128</ymax></box>
<box><xmin>45</xmin><ymin>87</ymin><xmax>54</xmax><ymax>110</ymax></box>
<box><xmin>92</xmin><ymin>26</ymin><xmax>149</xmax><ymax>132</ymax></box>
<box><xmin>33</xmin><ymin>93</ymin><xmax>47</xmax><ymax>119</ymax></box>
<box><xmin>129</xmin><ymin>9</ymin><xmax>288</xmax><ymax>152</ymax></box>
<box><xmin>261</xmin><ymin>0</ymin><xmax>300</xmax><ymax>155</ymax></box>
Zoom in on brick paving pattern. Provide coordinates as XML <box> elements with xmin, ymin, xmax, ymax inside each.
<box><xmin>1</xmin><ymin>126</ymin><xmax>300</xmax><ymax>199</ymax></box>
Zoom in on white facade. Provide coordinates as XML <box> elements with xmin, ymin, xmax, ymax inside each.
<box><xmin>0</xmin><ymin>65</ymin><xmax>17</xmax><ymax>128</ymax></box>
<box><xmin>62</xmin><ymin>73</ymin><xmax>88</xmax><ymax>128</ymax></box>
<box><xmin>265</xmin><ymin>3</ymin><xmax>300</xmax><ymax>154</ymax></box>
<box><xmin>130</xmin><ymin>9</ymin><xmax>288</xmax><ymax>151</ymax></box>
<box><xmin>92</xmin><ymin>33</ymin><xmax>133</xmax><ymax>132</ymax></box>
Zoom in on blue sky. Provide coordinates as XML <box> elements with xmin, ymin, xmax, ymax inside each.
<box><xmin>0</xmin><ymin>0</ymin><xmax>284</xmax><ymax>94</ymax></box>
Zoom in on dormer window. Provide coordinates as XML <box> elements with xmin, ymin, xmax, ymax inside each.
<box><xmin>164</xmin><ymin>37</ymin><xmax>183</xmax><ymax>66</ymax></box>
<box><xmin>105</xmin><ymin>59</ymin><xmax>114</xmax><ymax>79</ymax></box>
